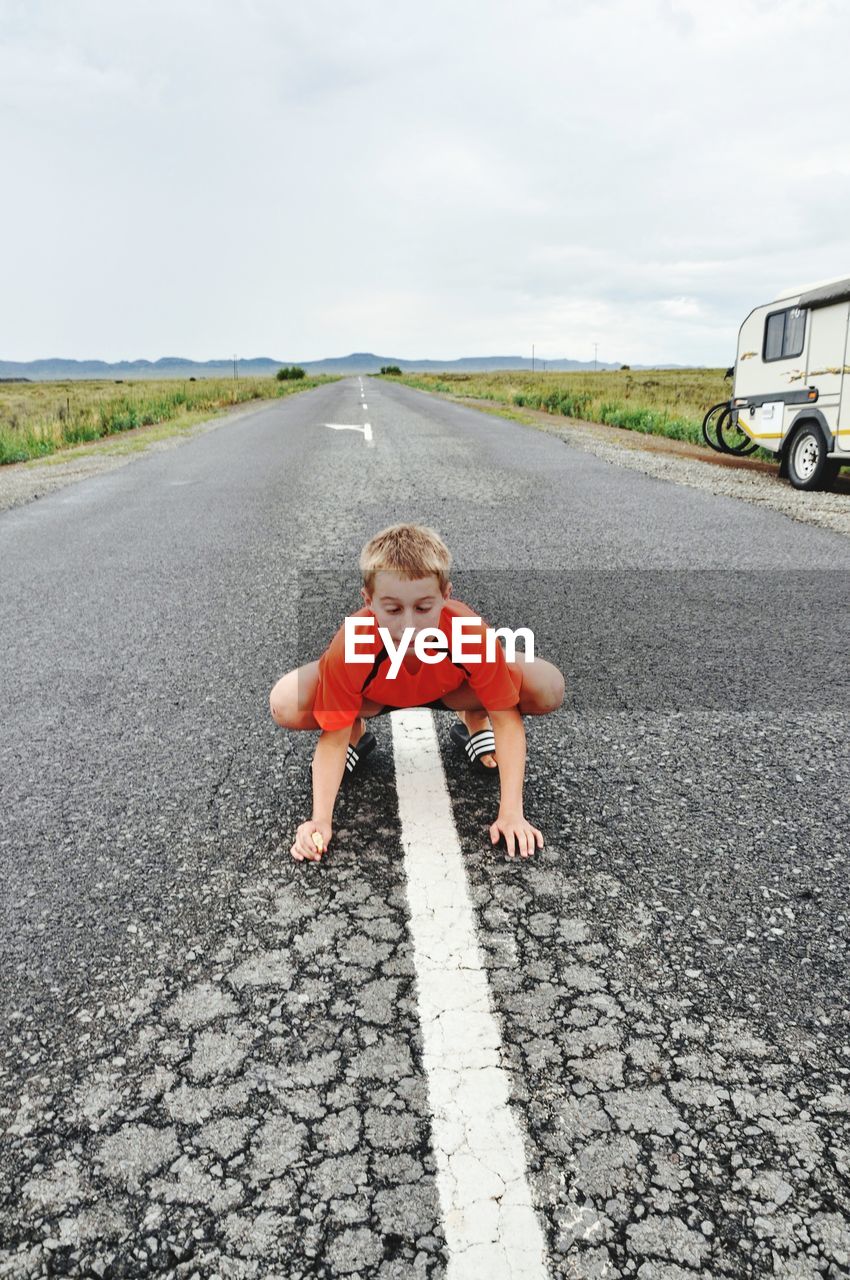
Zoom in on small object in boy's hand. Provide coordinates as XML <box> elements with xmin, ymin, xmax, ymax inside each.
<box><xmin>311</xmin><ymin>831</ymin><xmax>324</xmax><ymax>854</ymax></box>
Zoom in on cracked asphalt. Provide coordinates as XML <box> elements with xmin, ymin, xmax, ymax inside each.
<box><xmin>1</xmin><ymin>377</ymin><xmax>848</xmax><ymax>1278</ymax></box>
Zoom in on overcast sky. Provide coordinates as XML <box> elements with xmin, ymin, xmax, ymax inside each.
<box><xmin>2</xmin><ymin>0</ymin><xmax>849</xmax><ymax>366</ymax></box>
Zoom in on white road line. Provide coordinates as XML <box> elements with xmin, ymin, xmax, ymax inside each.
<box><xmin>390</xmin><ymin>709</ymin><xmax>548</xmax><ymax>1279</ymax></box>
<box><xmin>323</xmin><ymin>423</ymin><xmax>374</xmax><ymax>448</ymax></box>
<box><xmin>363</xmin><ymin>403</ymin><xmax>368</xmax><ymax>410</ymax></box>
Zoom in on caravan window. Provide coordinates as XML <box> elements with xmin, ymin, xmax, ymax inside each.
<box><xmin>763</xmin><ymin>307</ymin><xmax>807</xmax><ymax>361</ymax></box>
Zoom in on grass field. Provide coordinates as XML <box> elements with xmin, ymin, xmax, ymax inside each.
<box><xmin>379</xmin><ymin>368</ymin><xmax>775</xmax><ymax>460</ymax></box>
<box><xmin>0</xmin><ymin>376</ymin><xmax>339</xmax><ymax>466</ymax></box>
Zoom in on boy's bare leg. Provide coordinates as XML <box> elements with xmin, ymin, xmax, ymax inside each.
<box><xmin>349</xmin><ymin>696</ymin><xmax>384</xmax><ymax>748</ymax></box>
<box><xmin>269</xmin><ymin>663</ymin><xmax>384</xmax><ymax>746</ymax></box>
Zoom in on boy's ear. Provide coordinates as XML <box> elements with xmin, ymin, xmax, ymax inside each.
<box><xmin>445</xmin><ymin>580</ymin><xmax>453</xmax><ymax>598</ymax></box>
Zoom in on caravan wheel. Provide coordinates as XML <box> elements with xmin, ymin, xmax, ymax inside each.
<box><xmin>787</xmin><ymin>422</ymin><xmax>830</xmax><ymax>491</ymax></box>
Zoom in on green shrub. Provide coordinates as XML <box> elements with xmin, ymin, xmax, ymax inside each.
<box><xmin>64</xmin><ymin>421</ymin><xmax>102</xmax><ymax>444</ymax></box>
<box><xmin>98</xmin><ymin>400</ymin><xmax>140</xmax><ymax>433</ymax></box>
<box><xmin>276</xmin><ymin>366</ymin><xmax>306</xmax><ymax>380</ymax></box>
<box><xmin>380</xmin><ymin>365</ymin><xmax>402</xmax><ymax>375</ymax></box>
<box><xmin>0</xmin><ymin>432</ymin><xmax>29</xmax><ymax>464</ymax></box>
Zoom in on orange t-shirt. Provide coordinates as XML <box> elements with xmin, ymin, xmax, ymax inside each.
<box><xmin>313</xmin><ymin>597</ymin><xmax>521</xmax><ymax>731</ymax></box>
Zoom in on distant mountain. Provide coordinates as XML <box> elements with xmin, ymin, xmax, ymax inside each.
<box><xmin>311</xmin><ymin>353</ymin><xmax>632</xmax><ymax>373</ymax></box>
<box><xmin>0</xmin><ymin>356</ymin><xmax>280</xmax><ymax>381</ymax></box>
<box><xmin>0</xmin><ymin>352</ymin><xmax>687</xmax><ymax>381</ymax></box>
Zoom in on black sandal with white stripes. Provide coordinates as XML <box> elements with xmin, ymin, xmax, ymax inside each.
<box><xmin>343</xmin><ymin>729</ymin><xmax>377</xmax><ymax>778</ymax></box>
<box><xmin>450</xmin><ymin>721</ymin><xmax>498</xmax><ymax>774</ymax></box>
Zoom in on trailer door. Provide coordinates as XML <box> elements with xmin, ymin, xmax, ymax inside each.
<box><xmin>806</xmin><ymin>302</ymin><xmax>848</xmax><ymax>450</ymax></box>
<box><xmin>836</xmin><ymin>305</ymin><xmax>850</xmax><ymax>455</ymax></box>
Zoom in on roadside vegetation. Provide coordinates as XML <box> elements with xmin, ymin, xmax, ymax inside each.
<box><xmin>378</xmin><ymin>369</ymin><xmax>776</xmax><ymax>461</ymax></box>
<box><xmin>0</xmin><ymin>375</ymin><xmax>338</xmax><ymax>465</ymax></box>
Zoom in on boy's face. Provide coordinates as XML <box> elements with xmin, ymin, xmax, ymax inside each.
<box><xmin>361</xmin><ymin>571</ymin><xmax>451</xmax><ymax>645</ymax></box>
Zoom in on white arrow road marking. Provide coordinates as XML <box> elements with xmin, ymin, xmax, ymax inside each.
<box><xmin>391</xmin><ymin>709</ymin><xmax>548</xmax><ymax>1279</ymax></box>
<box><xmin>323</xmin><ymin>423</ymin><xmax>374</xmax><ymax>448</ymax></box>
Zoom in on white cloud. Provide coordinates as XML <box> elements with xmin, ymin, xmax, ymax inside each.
<box><xmin>1</xmin><ymin>0</ymin><xmax>849</xmax><ymax>363</ymax></box>
<box><xmin>658</xmin><ymin>297</ymin><xmax>702</xmax><ymax>318</ymax></box>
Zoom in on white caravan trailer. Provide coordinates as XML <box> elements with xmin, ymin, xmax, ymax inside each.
<box><xmin>724</xmin><ymin>275</ymin><xmax>850</xmax><ymax>489</ymax></box>
<box><xmin>701</xmin><ymin>272</ymin><xmax>850</xmax><ymax>486</ymax></box>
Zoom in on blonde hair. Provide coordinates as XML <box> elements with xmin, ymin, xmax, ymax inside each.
<box><xmin>359</xmin><ymin>523</ymin><xmax>452</xmax><ymax>595</ymax></box>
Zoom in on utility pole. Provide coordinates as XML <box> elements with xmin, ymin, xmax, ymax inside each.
<box><xmin>593</xmin><ymin>343</ymin><xmax>598</xmax><ymax>373</ymax></box>
<box><xmin>532</xmin><ymin>344</ymin><xmax>535</xmax><ymax>374</ymax></box>
<box><xmin>233</xmin><ymin>354</ymin><xmax>238</xmax><ymax>381</ymax></box>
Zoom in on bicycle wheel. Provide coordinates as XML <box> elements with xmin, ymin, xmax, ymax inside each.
<box><xmin>701</xmin><ymin>402</ymin><xmax>728</xmax><ymax>452</ymax></box>
<box><xmin>716</xmin><ymin>407</ymin><xmax>758</xmax><ymax>456</ymax></box>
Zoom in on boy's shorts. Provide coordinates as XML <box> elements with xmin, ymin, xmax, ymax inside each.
<box><xmin>374</xmin><ymin>697</ymin><xmax>448</xmax><ymax>716</ymax></box>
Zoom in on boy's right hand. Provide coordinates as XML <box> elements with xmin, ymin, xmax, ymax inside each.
<box><xmin>290</xmin><ymin>819</ymin><xmax>333</xmax><ymax>863</ymax></box>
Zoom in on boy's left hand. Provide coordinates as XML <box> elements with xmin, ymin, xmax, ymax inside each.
<box><xmin>489</xmin><ymin>809</ymin><xmax>544</xmax><ymax>859</ymax></box>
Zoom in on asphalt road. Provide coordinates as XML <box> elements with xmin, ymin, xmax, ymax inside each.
<box><xmin>1</xmin><ymin>377</ymin><xmax>848</xmax><ymax>1278</ymax></box>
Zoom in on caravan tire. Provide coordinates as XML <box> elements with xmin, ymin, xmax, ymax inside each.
<box><xmin>787</xmin><ymin>422</ymin><xmax>831</xmax><ymax>491</ymax></box>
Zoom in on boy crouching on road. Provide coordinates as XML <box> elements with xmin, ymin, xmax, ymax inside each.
<box><xmin>269</xmin><ymin>523</ymin><xmax>565</xmax><ymax>863</ymax></box>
